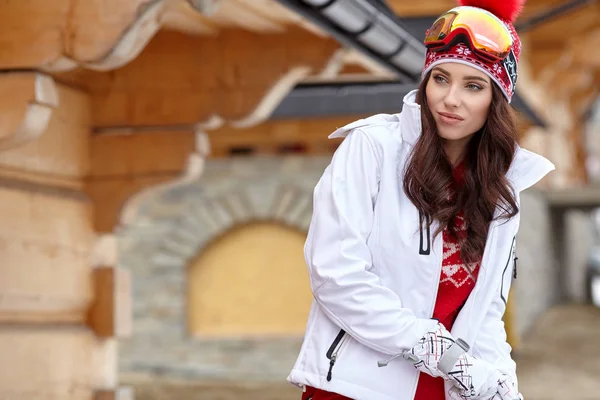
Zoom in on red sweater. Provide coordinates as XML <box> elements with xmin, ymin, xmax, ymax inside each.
<box><xmin>414</xmin><ymin>163</ymin><xmax>480</xmax><ymax>400</ymax></box>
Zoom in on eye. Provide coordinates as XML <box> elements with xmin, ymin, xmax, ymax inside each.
<box><xmin>466</xmin><ymin>83</ymin><xmax>483</xmax><ymax>91</ymax></box>
<box><xmin>433</xmin><ymin>74</ymin><xmax>448</xmax><ymax>84</ymax></box>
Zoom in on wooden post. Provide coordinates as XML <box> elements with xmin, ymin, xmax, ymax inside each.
<box><xmin>87</xmin><ymin>267</ymin><xmax>132</xmax><ymax>338</ymax></box>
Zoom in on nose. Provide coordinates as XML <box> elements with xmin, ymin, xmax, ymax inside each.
<box><xmin>443</xmin><ymin>85</ymin><xmax>461</xmax><ymax>108</ymax></box>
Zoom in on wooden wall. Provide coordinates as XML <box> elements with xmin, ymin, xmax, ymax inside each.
<box><xmin>0</xmin><ymin>78</ymin><xmax>129</xmax><ymax>399</ymax></box>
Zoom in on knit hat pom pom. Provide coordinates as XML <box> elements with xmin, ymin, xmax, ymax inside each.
<box><xmin>458</xmin><ymin>0</ymin><xmax>525</xmax><ymax>23</ymax></box>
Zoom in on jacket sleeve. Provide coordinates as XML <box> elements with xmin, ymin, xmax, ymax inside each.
<box><xmin>470</xmin><ymin>286</ymin><xmax>519</xmax><ymax>389</ymax></box>
<box><xmin>305</xmin><ymin>128</ymin><xmax>438</xmax><ymax>356</ymax></box>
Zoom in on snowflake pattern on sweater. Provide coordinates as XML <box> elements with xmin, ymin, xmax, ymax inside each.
<box><xmin>440</xmin><ymin>213</ymin><xmax>479</xmax><ymax>289</ymax></box>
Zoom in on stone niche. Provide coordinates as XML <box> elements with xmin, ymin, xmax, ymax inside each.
<box><xmin>117</xmin><ymin>155</ymin><xmax>332</xmax><ymax>382</ymax></box>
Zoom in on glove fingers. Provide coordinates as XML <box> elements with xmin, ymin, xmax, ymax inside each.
<box><xmin>447</xmin><ymin>386</ymin><xmax>467</xmax><ymax>400</ymax></box>
<box><xmin>496</xmin><ymin>380</ymin><xmax>523</xmax><ymax>400</ymax></box>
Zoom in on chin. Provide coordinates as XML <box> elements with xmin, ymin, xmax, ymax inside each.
<box><xmin>436</xmin><ymin>126</ymin><xmax>472</xmax><ymax>142</ymax></box>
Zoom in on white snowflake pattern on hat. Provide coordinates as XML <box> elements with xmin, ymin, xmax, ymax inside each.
<box><xmin>455</xmin><ymin>45</ymin><xmax>472</xmax><ymax>56</ymax></box>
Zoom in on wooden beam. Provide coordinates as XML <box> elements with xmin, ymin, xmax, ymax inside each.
<box><xmin>525</xmin><ymin>4</ymin><xmax>599</xmax><ymax>49</ymax></box>
<box><xmin>233</xmin><ymin>0</ymin><xmax>302</xmax><ymax>24</ymax></box>
<box><xmin>0</xmin><ymin>327</ymin><xmax>105</xmax><ymax>398</ymax></box>
<box><xmin>0</xmin><ymin>72</ymin><xmax>58</xmax><ymax>151</ymax></box>
<box><xmin>387</xmin><ymin>0</ymin><xmax>454</xmax><ymax>17</ymax></box>
<box><xmin>160</xmin><ymin>0</ymin><xmax>220</xmax><ymax>36</ymax></box>
<box><xmin>0</xmin><ymin>183</ymin><xmax>93</xmax><ymax>324</ymax></box>
<box><xmin>0</xmin><ymin>83</ymin><xmax>90</xmax><ymax>189</ymax></box>
<box><xmin>53</xmin><ymin>29</ymin><xmax>340</xmax><ymax>127</ymax></box>
<box><xmin>0</xmin><ymin>0</ymin><xmax>166</xmax><ymax>71</ymax></box>
<box><xmin>0</xmin><ymin>1</ymin><xmax>69</xmax><ymax>69</ymax></box>
<box><xmin>210</xmin><ymin>0</ymin><xmax>286</xmax><ymax>32</ymax></box>
<box><xmin>87</xmin><ymin>267</ymin><xmax>132</xmax><ymax>338</ymax></box>
<box><xmin>571</xmin><ymin>28</ymin><xmax>600</xmax><ymax>68</ymax></box>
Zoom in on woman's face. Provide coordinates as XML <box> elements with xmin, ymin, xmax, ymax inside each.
<box><xmin>425</xmin><ymin>62</ymin><xmax>493</xmax><ymax>144</ymax></box>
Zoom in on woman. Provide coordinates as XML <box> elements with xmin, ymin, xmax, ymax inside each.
<box><xmin>287</xmin><ymin>0</ymin><xmax>554</xmax><ymax>399</ymax></box>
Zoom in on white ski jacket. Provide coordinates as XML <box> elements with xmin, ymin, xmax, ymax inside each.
<box><xmin>287</xmin><ymin>90</ymin><xmax>555</xmax><ymax>400</ymax></box>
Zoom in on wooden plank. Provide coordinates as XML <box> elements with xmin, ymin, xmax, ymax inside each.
<box><xmin>88</xmin><ymin>115</ymin><xmax>356</xmax><ymax>176</ymax></box>
<box><xmin>0</xmin><ymin>185</ymin><xmax>93</xmax><ymax>323</ymax></box>
<box><xmin>0</xmin><ymin>326</ymin><xmax>111</xmax><ymax>399</ymax></box>
<box><xmin>87</xmin><ymin>267</ymin><xmax>132</xmax><ymax>338</ymax></box>
<box><xmin>89</xmin><ymin>130</ymin><xmax>195</xmax><ymax>178</ymax></box>
<box><xmin>0</xmin><ymin>84</ymin><xmax>91</xmax><ymax>185</ymax></box>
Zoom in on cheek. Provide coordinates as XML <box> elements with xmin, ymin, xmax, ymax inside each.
<box><xmin>468</xmin><ymin>98</ymin><xmax>491</xmax><ymax>128</ymax></box>
<box><xmin>425</xmin><ymin>81</ymin><xmax>440</xmax><ymax>108</ymax></box>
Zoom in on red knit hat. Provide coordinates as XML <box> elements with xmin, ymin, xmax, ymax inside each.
<box><xmin>422</xmin><ymin>0</ymin><xmax>525</xmax><ymax>102</ymax></box>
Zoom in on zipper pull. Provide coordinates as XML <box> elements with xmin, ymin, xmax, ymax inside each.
<box><xmin>377</xmin><ymin>352</ymin><xmax>414</xmax><ymax>368</ymax></box>
<box><xmin>326</xmin><ymin>355</ymin><xmax>336</xmax><ymax>381</ymax></box>
<box><xmin>513</xmin><ymin>257</ymin><xmax>518</xmax><ymax>279</ymax></box>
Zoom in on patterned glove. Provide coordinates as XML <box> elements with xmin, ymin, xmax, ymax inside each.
<box><xmin>494</xmin><ymin>375</ymin><xmax>524</xmax><ymax>400</ymax></box>
<box><xmin>448</xmin><ymin>374</ymin><xmax>523</xmax><ymax>400</ymax></box>
<box><xmin>401</xmin><ymin>322</ymin><xmax>457</xmax><ymax>378</ymax></box>
<box><xmin>404</xmin><ymin>323</ymin><xmax>513</xmax><ymax>399</ymax></box>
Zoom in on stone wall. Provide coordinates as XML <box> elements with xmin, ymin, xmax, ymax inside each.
<box><xmin>118</xmin><ymin>155</ymin><xmax>331</xmax><ymax>382</ymax></box>
<box><xmin>118</xmin><ymin>154</ymin><xmax>594</xmax><ymax>383</ymax></box>
<box><xmin>514</xmin><ymin>191</ymin><xmax>560</xmax><ymax>338</ymax></box>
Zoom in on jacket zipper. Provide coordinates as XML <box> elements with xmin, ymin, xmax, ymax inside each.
<box><xmin>325</xmin><ymin>329</ymin><xmax>347</xmax><ymax>382</ymax></box>
<box><xmin>500</xmin><ymin>236</ymin><xmax>516</xmax><ymax>305</ymax></box>
<box><xmin>412</xmin><ymin>216</ymin><xmax>442</xmax><ymax>399</ymax></box>
<box><xmin>513</xmin><ymin>241</ymin><xmax>518</xmax><ymax>279</ymax></box>
<box><xmin>419</xmin><ymin>211</ymin><xmax>431</xmax><ymax>255</ymax></box>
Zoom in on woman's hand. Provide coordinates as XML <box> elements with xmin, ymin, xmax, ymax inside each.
<box><xmin>405</xmin><ymin>323</ymin><xmax>522</xmax><ymax>399</ymax></box>
<box><xmin>402</xmin><ymin>322</ymin><xmax>457</xmax><ymax>378</ymax></box>
<box><xmin>448</xmin><ymin>374</ymin><xmax>523</xmax><ymax>400</ymax></box>
<box><xmin>443</xmin><ymin>352</ymin><xmax>507</xmax><ymax>399</ymax></box>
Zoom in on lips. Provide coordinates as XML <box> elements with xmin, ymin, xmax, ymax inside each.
<box><xmin>437</xmin><ymin>111</ymin><xmax>464</xmax><ymax>125</ymax></box>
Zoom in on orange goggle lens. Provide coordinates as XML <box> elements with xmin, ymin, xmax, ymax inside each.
<box><xmin>424</xmin><ymin>6</ymin><xmax>513</xmax><ymax>62</ymax></box>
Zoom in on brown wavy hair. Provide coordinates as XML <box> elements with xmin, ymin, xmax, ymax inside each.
<box><xmin>403</xmin><ymin>71</ymin><xmax>519</xmax><ymax>266</ymax></box>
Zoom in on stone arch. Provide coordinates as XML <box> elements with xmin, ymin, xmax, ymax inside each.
<box><xmin>116</xmin><ymin>155</ymin><xmax>329</xmax><ymax>378</ymax></box>
<box><xmin>144</xmin><ymin>178</ymin><xmax>314</xmax><ymax>270</ymax></box>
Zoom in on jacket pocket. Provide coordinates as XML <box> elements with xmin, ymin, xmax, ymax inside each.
<box><xmin>325</xmin><ymin>329</ymin><xmax>348</xmax><ymax>382</ymax></box>
<box><xmin>500</xmin><ymin>236</ymin><xmax>517</xmax><ymax>305</ymax></box>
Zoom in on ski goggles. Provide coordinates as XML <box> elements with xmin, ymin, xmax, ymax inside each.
<box><xmin>424</xmin><ymin>6</ymin><xmax>513</xmax><ymax>63</ymax></box>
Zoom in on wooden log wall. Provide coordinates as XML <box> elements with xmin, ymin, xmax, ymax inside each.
<box><xmin>0</xmin><ymin>73</ymin><xmax>131</xmax><ymax>399</ymax></box>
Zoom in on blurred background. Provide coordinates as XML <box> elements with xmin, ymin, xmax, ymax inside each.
<box><xmin>0</xmin><ymin>0</ymin><xmax>599</xmax><ymax>399</ymax></box>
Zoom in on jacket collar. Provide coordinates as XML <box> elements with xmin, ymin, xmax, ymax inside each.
<box><xmin>399</xmin><ymin>90</ymin><xmax>422</xmax><ymax>146</ymax></box>
<box><xmin>399</xmin><ymin>90</ymin><xmax>555</xmax><ymax>192</ymax></box>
